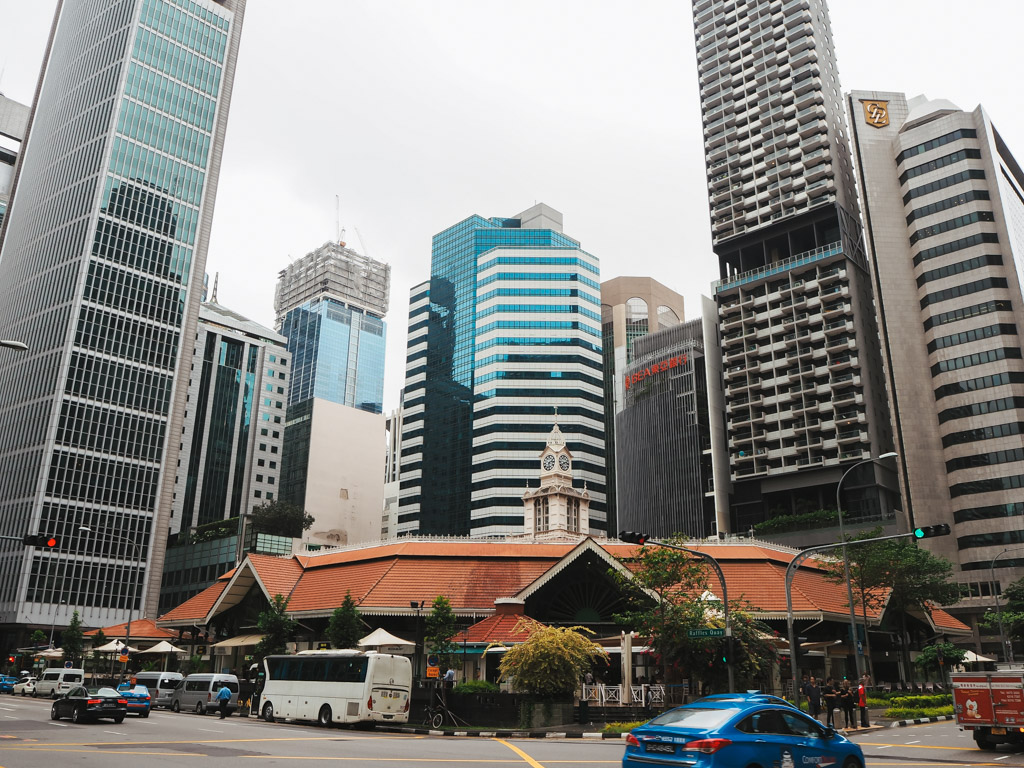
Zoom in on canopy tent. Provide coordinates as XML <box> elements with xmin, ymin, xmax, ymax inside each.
<box><xmin>137</xmin><ymin>640</ymin><xmax>188</xmax><ymax>655</ymax></box>
<box><xmin>93</xmin><ymin>640</ymin><xmax>139</xmax><ymax>653</ymax></box>
<box><xmin>962</xmin><ymin>650</ymin><xmax>995</xmax><ymax>663</ymax></box>
<box><xmin>210</xmin><ymin>633</ymin><xmax>264</xmax><ymax>648</ymax></box>
<box><xmin>358</xmin><ymin>628</ymin><xmax>415</xmax><ymax>654</ymax></box>
<box><xmin>37</xmin><ymin>647</ymin><xmax>65</xmax><ymax>659</ymax></box>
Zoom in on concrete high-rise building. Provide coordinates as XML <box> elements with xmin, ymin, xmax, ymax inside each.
<box><xmin>159</xmin><ymin>301</ymin><xmax>288</xmax><ymax>613</ymax></box>
<box><xmin>0</xmin><ymin>95</ymin><xmax>30</xmax><ymax>231</ymax></box>
<box><xmin>848</xmin><ymin>92</ymin><xmax>1024</xmax><ymax>622</ymax></box>
<box><xmin>276</xmin><ymin>239</ymin><xmax>390</xmax><ymax>546</ymax></box>
<box><xmin>398</xmin><ymin>203</ymin><xmax>606</xmax><ymax>537</ymax></box>
<box><xmin>692</xmin><ymin>0</ymin><xmax>899</xmax><ymax>533</ymax></box>
<box><xmin>0</xmin><ymin>0</ymin><xmax>246</xmax><ymax>640</ymax></box>
<box><xmin>600</xmin><ymin>277</ymin><xmax>685</xmax><ymax>533</ymax></box>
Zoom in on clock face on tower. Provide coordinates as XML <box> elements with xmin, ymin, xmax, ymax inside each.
<box><xmin>558</xmin><ymin>454</ymin><xmax>570</xmax><ymax>471</ymax></box>
<box><xmin>543</xmin><ymin>454</ymin><xmax>556</xmax><ymax>471</ymax></box>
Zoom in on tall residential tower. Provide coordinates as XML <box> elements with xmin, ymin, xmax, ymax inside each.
<box><xmin>0</xmin><ymin>0</ymin><xmax>247</xmax><ymax>640</ymax></box>
<box><xmin>398</xmin><ymin>204</ymin><xmax>606</xmax><ymax>537</ymax></box>
<box><xmin>692</xmin><ymin>0</ymin><xmax>899</xmax><ymax>532</ymax></box>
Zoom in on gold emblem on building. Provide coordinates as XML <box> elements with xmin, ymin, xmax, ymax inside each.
<box><xmin>861</xmin><ymin>100</ymin><xmax>890</xmax><ymax>129</ymax></box>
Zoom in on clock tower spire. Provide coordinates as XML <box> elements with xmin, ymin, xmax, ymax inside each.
<box><xmin>522</xmin><ymin>419</ymin><xmax>590</xmax><ymax>536</ymax></box>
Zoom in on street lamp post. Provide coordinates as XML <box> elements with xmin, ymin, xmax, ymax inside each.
<box><xmin>48</xmin><ymin>600</ymin><xmax>67</xmax><ymax>649</ymax></box>
<box><xmin>410</xmin><ymin>600</ymin><xmax>424</xmax><ymax>682</ymax></box>
<box><xmin>80</xmin><ymin>526</ymin><xmax>142</xmax><ymax>684</ymax></box>
<box><xmin>990</xmin><ymin>548</ymin><xmax>1024</xmax><ymax>663</ymax></box>
<box><xmin>835</xmin><ymin>452</ymin><xmax>897</xmax><ymax>682</ymax></box>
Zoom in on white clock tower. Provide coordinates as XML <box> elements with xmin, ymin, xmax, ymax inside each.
<box><xmin>522</xmin><ymin>422</ymin><xmax>590</xmax><ymax>536</ymax></box>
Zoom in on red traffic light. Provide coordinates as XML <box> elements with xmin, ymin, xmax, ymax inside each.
<box><xmin>22</xmin><ymin>533</ymin><xmax>59</xmax><ymax>548</ymax></box>
<box><xmin>619</xmin><ymin>531</ymin><xmax>650</xmax><ymax>545</ymax></box>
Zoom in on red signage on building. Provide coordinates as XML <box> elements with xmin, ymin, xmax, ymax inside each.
<box><xmin>624</xmin><ymin>354</ymin><xmax>688</xmax><ymax>390</ymax></box>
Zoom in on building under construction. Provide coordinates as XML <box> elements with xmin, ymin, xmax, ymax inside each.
<box><xmin>274</xmin><ymin>240</ymin><xmax>390</xmax><ymax>322</ymax></box>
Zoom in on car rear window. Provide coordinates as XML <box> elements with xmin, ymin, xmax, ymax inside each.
<box><xmin>648</xmin><ymin>706</ymin><xmax>738</xmax><ymax>729</ymax></box>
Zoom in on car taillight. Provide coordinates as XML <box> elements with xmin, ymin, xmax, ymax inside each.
<box><xmin>626</xmin><ymin>733</ymin><xmax>640</xmax><ymax>747</ymax></box>
<box><xmin>87</xmin><ymin>698</ymin><xmax>101</xmax><ymax>705</ymax></box>
<box><xmin>683</xmin><ymin>738</ymin><xmax>731</xmax><ymax>754</ymax></box>
<box><xmin>144</xmin><ymin>696</ymin><xmax>150</xmax><ymax>701</ymax></box>
<box><xmin>118</xmin><ymin>699</ymin><xmax>127</xmax><ymax>705</ymax></box>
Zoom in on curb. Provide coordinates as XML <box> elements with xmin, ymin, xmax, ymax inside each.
<box><xmin>376</xmin><ymin>725</ymin><xmax>627</xmax><ymax>739</ymax></box>
<box><xmin>888</xmin><ymin>715</ymin><xmax>956</xmax><ymax>728</ymax></box>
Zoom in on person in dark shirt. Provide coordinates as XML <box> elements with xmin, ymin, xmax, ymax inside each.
<box><xmin>803</xmin><ymin>676</ymin><xmax>822</xmax><ymax>721</ymax></box>
<box><xmin>823</xmin><ymin>677</ymin><xmax>838</xmax><ymax>728</ymax></box>
<box><xmin>839</xmin><ymin>679</ymin><xmax>856</xmax><ymax>728</ymax></box>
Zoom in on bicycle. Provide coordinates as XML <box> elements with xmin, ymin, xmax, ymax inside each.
<box><xmin>421</xmin><ymin>700</ymin><xmax>446</xmax><ymax>729</ymax></box>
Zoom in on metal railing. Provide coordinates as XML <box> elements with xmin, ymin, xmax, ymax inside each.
<box><xmin>714</xmin><ymin>241</ymin><xmax>843</xmax><ymax>293</ymax></box>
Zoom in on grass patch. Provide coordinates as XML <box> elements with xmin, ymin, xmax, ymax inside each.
<box><xmin>883</xmin><ymin>705</ymin><xmax>953</xmax><ymax>720</ymax></box>
<box><xmin>603</xmin><ymin>720</ymin><xmax>648</xmax><ymax>734</ymax></box>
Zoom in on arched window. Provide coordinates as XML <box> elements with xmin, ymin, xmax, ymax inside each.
<box><xmin>625</xmin><ymin>297</ymin><xmax>648</xmax><ymax>328</ymax></box>
<box><xmin>658</xmin><ymin>305</ymin><xmax>681</xmax><ymax>330</ymax></box>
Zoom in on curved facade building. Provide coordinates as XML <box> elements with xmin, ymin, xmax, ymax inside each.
<box><xmin>616</xmin><ymin>320</ymin><xmax>716</xmax><ymax>539</ymax></box>
<box><xmin>0</xmin><ymin>0</ymin><xmax>246</xmax><ymax>633</ymax></box>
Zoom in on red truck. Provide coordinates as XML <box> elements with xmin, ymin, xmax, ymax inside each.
<box><xmin>952</xmin><ymin>671</ymin><xmax>1024</xmax><ymax>749</ymax></box>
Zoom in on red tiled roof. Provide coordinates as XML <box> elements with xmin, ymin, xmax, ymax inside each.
<box><xmin>247</xmin><ymin>552</ymin><xmax>303</xmax><ymax>598</ymax></box>
<box><xmin>929</xmin><ymin>604</ymin><xmax>971</xmax><ymax>633</ymax></box>
<box><xmin>453</xmin><ymin>614</ymin><xmax>541</xmax><ymax>644</ymax></box>
<box><xmin>84</xmin><ymin>618</ymin><xmax>177</xmax><ymax>640</ymax></box>
<box><xmin>159</xmin><ymin>579</ymin><xmax>229</xmax><ymax>622</ymax></box>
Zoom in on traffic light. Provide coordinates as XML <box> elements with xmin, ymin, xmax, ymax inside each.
<box><xmin>22</xmin><ymin>533</ymin><xmax>58</xmax><ymax>548</ymax></box>
<box><xmin>6</xmin><ymin>655</ymin><xmax>14</xmax><ymax>664</ymax></box>
<box><xmin>913</xmin><ymin>524</ymin><xmax>951</xmax><ymax>539</ymax></box>
<box><xmin>619</xmin><ymin>531</ymin><xmax>650</xmax><ymax>545</ymax></box>
<box><xmin>721</xmin><ymin>636</ymin><xmax>735</xmax><ymax>665</ymax></box>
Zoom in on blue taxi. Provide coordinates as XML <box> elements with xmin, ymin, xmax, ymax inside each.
<box><xmin>623</xmin><ymin>693</ymin><xmax>864</xmax><ymax>768</ymax></box>
<box><xmin>117</xmin><ymin>683</ymin><xmax>152</xmax><ymax>717</ymax></box>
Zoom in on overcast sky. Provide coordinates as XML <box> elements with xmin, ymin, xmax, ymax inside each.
<box><xmin>2</xmin><ymin>1</ymin><xmax>1023</xmax><ymax>414</ymax></box>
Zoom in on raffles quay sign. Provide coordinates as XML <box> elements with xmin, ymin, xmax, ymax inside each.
<box><xmin>624</xmin><ymin>353</ymin><xmax>688</xmax><ymax>390</ymax></box>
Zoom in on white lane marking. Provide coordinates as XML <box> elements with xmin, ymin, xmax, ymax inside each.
<box><xmin>47</xmin><ymin>721</ymin><xmax>68</xmax><ymax>727</ymax></box>
<box><xmin>875</xmin><ymin>745</ymin><xmax>892</xmax><ymax>750</ymax></box>
<box><xmin>0</xmin><ymin>706</ymin><xmax>16</xmax><ymax>711</ymax></box>
<box><xmin>906</xmin><ymin>740</ymin><xmax>920</xmax><ymax>744</ymax></box>
<box><xmin>995</xmin><ymin>756</ymin><xmax>1010</xmax><ymax>761</ymax></box>
<box><xmin>103</xmin><ymin>730</ymin><xmax>126</xmax><ymax>735</ymax></box>
<box><xmin>4</xmin><ymin>715</ymin><xmax>17</xmax><ymax>719</ymax></box>
<box><xmin>198</xmin><ymin>728</ymin><xmax>223</xmax><ymax>733</ymax></box>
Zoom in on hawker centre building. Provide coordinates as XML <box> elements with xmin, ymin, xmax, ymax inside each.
<box><xmin>157</xmin><ymin>534</ymin><xmax>968</xmax><ymax>695</ymax></box>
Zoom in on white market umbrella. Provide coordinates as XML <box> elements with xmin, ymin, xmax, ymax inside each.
<box><xmin>93</xmin><ymin>640</ymin><xmax>139</xmax><ymax>653</ymax></box>
<box><xmin>38</xmin><ymin>648</ymin><xmax>65</xmax><ymax>659</ymax></box>
<box><xmin>137</xmin><ymin>639</ymin><xmax>188</xmax><ymax>670</ymax></box>
<box><xmin>963</xmin><ymin>650</ymin><xmax>995</xmax><ymax>663</ymax></box>
<box><xmin>358</xmin><ymin>628</ymin><xmax>415</xmax><ymax>654</ymax></box>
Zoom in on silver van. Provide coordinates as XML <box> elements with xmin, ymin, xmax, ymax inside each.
<box><xmin>169</xmin><ymin>673</ymin><xmax>238</xmax><ymax>715</ymax></box>
<box><xmin>133</xmin><ymin>671</ymin><xmax>183</xmax><ymax>709</ymax></box>
<box><xmin>35</xmin><ymin>668</ymin><xmax>84</xmax><ymax>698</ymax></box>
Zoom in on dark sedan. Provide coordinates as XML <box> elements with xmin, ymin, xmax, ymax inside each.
<box><xmin>50</xmin><ymin>686</ymin><xmax>127</xmax><ymax>724</ymax></box>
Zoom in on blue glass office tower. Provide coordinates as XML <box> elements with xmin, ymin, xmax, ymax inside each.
<box><xmin>398</xmin><ymin>204</ymin><xmax>606</xmax><ymax>537</ymax></box>
<box><xmin>0</xmin><ymin>0</ymin><xmax>246</xmax><ymax>637</ymax></box>
<box><xmin>275</xmin><ymin>241</ymin><xmax>390</xmax><ymax>524</ymax></box>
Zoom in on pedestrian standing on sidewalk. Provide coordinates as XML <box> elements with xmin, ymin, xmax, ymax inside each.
<box><xmin>839</xmin><ymin>679</ymin><xmax>856</xmax><ymax>728</ymax></box>
<box><xmin>804</xmin><ymin>676</ymin><xmax>821</xmax><ymax>721</ymax></box>
<box><xmin>857</xmin><ymin>674</ymin><xmax>870</xmax><ymax>728</ymax></box>
<box><xmin>823</xmin><ymin>677</ymin><xmax>838</xmax><ymax>728</ymax></box>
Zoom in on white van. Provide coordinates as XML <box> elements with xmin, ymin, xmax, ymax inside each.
<box><xmin>168</xmin><ymin>673</ymin><xmax>239</xmax><ymax>715</ymax></box>
<box><xmin>132</xmin><ymin>671</ymin><xmax>183</xmax><ymax>709</ymax></box>
<box><xmin>35</xmin><ymin>668</ymin><xmax>85</xmax><ymax>698</ymax></box>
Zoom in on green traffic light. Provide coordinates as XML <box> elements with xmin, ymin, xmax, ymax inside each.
<box><xmin>914</xmin><ymin>528</ymin><xmax>924</xmax><ymax>538</ymax></box>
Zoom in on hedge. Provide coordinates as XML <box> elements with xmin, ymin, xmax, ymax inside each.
<box><xmin>883</xmin><ymin>705</ymin><xmax>953</xmax><ymax>719</ymax></box>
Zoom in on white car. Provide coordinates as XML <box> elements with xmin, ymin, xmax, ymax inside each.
<box><xmin>13</xmin><ymin>677</ymin><xmax>36</xmax><ymax>696</ymax></box>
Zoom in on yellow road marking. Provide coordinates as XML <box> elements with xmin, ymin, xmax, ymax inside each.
<box><xmin>497</xmin><ymin>739</ymin><xmax>547</xmax><ymax>768</ymax></box>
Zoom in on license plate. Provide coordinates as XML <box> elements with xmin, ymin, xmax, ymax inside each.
<box><xmin>645</xmin><ymin>743</ymin><xmax>675</xmax><ymax>754</ymax></box>
<box><xmin>992</xmin><ymin>727</ymin><xmax>1007</xmax><ymax>735</ymax></box>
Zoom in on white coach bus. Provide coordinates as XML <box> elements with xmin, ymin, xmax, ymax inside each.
<box><xmin>258</xmin><ymin>650</ymin><xmax>411</xmax><ymax>726</ymax></box>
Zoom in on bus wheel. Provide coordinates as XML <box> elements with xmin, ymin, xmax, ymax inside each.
<box><xmin>262</xmin><ymin>702</ymin><xmax>275</xmax><ymax>723</ymax></box>
<box><xmin>318</xmin><ymin>705</ymin><xmax>332</xmax><ymax>727</ymax></box>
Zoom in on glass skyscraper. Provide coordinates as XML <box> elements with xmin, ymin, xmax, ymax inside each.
<box><xmin>275</xmin><ymin>240</ymin><xmax>390</xmax><ymax>543</ymax></box>
<box><xmin>398</xmin><ymin>203</ymin><xmax>606</xmax><ymax>537</ymax></box>
<box><xmin>0</xmin><ymin>0</ymin><xmax>246</xmax><ymax>637</ymax></box>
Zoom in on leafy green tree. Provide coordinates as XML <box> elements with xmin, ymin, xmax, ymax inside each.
<box><xmin>610</xmin><ymin>539</ymin><xmax>777</xmax><ymax>691</ymax></box>
<box><xmin>61</xmin><ymin>610</ymin><xmax>84</xmax><ymax>664</ymax></box>
<box><xmin>424</xmin><ymin>595</ymin><xmax>458</xmax><ymax>668</ymax></box>
<box><xmin>91</xmin><ymin>629</ymin><xmax>107</xmax><ymax>649</ymax></box>
<box><xmin>497</xmin><ymin>620</ymin><xmax>609</xmax><ymax>696</ymax></box>
<box><xmin>253</xmin><ymin>594</ymin><xmax>297</xmax><ymax>664</ymax></box>
<box><xmin>251</xmin><ymin>500</ymin><xmax>314</xmax><ymax>537</ymax></box>
<box><xmin>327</xmin><ymin>592</ymin><xmax>363</xmax><ymax>650</ymax></box>
<box><xmin>914</xmin><ymin>641</ymin><xmax>967</xmax><ymax>679</ymax></box>
<box><xmin>980</xmin><ymin>577</ymin><xmax>1024</xmax><ymax>656</ymax></box>
<box><xmin>827</xmin><ymin>532</ymin><xmax>959</xmax><ymax>680</ymax></box>
<box><xmin>30</xmin><ymin>630</ymin><xmax>47</xmax><ymax>648</ymax></box>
